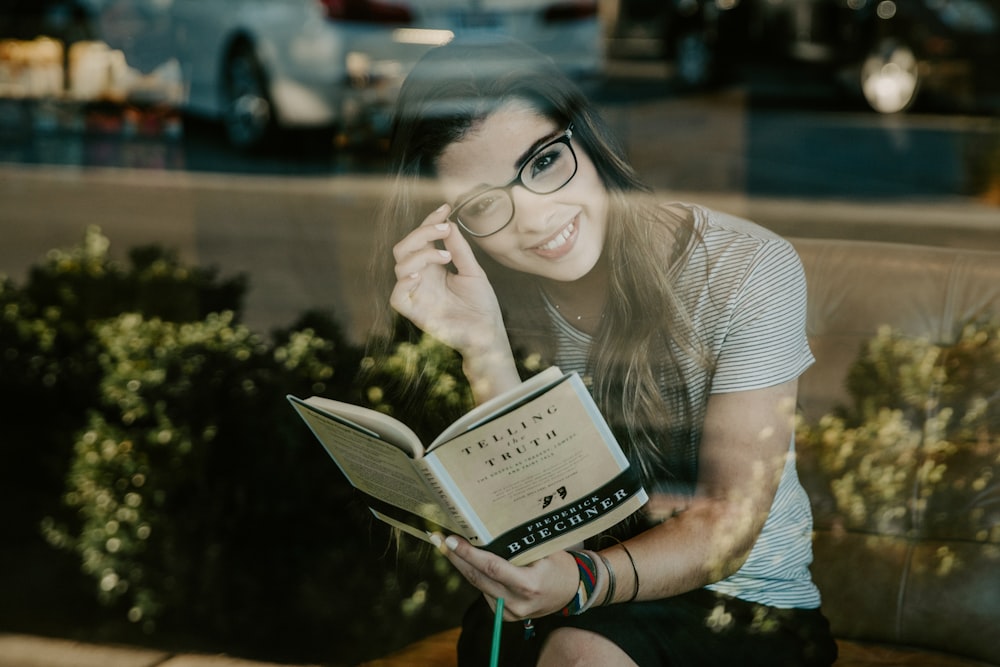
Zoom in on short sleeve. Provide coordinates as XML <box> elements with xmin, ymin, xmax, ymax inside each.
<box><xmin>710</xmin><ymin>238</ymin><xmax>814</xmax><ymax>393</ymax></box>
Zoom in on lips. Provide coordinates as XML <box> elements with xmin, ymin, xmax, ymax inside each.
<box><xmin>532</xmin><ymin>217</ymin><xmax>578</xmax><ymax>257</ymax></box>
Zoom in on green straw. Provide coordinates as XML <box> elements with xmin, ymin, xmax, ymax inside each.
<box><xmin>490</xmin><ymin>597</ymin><xmax>504</xmax><ymax>667</ymax></box>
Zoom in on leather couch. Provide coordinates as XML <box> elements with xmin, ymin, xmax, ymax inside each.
<box><xmin>363</xmin><ymin>238</ymin><xmax>1000</xmax><ymax>667</ymax></box>
<box><xmin>791</xmin><ymin>238</ymin><xmax>1000</xmax><ymax>667</ymax></box>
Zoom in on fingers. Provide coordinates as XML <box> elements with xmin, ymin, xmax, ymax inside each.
<box><xmin>431</xmin><ymin>534</ymin><xmax>536</xmax><ymax>622</ymax></box>
<box><xmin>431</xmin><ymin>534</ymin><xmax>582</xmax><ymax>621</ymax></box>
<box><xmin>392</xmin><ymin>222</ymin><xmax>453</xmax><ymax>282</ymax></box>
<box><xmin>431</xmin><ymin>534</ymin><xmax>512</xmax><ymax>598</ymax></box>
<box><xmin>483</xmin><ymin>594</ymin><xmax>521</xmax><ymax>622</ymax></box>
<box><xmin>441</xmin><ymin>220</ymin><xmax>485</xmax><ymax>278</ymax></box>
<box><xmin>388</xmin><ymin>203</ymin><xmax>505</xmax><ymax>361</ymax></box>
<box><xmin>393</xmin><ymin>203</ymin><xmax>485</xmax><ymax>281</ymax></box>
<box><xmin>389</xmin><ymin>205</ymin><xmax>452</xmax><ymax>317</ymax></box>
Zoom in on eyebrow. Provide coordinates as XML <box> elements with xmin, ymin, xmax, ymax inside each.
<box><xmin>450</xmin><ymin>126</ymin><xmax>564</xmax><ymax>208</ymax></box>
<box><xmin>514</xmin><ymin>127</ymin><xmax>562</xmax><ymax>171</ymax></box>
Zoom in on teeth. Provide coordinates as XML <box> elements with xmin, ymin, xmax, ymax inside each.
<box><xmin>538</xmin><ymin>221</ymin><xmax>575</xmax><ymax>251</ymax></box>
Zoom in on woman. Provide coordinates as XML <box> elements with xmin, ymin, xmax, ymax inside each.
<box><xmin>369</xmin><ymin>38</ymin><xmax>837</xmax><ymax>667</ymax></box>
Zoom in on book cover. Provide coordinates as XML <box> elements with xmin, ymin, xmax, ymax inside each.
<box><xmin>288</xmin><ymin>368</ymin><xmax>647</xmax><ymax>564</ymax></box>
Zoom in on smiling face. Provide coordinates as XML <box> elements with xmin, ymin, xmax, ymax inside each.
<box><xmin>435</xmin><ymin>101</ymin><xmax>609</xmax><ymax>285</ymax></box>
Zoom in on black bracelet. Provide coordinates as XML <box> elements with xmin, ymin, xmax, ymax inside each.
<box><xmin>620</xmin><ymin>543</ymin><xmax>640</xmax><ymax>602</ymax></box>
<box><xmin>597</xmin><ymin>551</ymin><xmax>616</xmax><ymax>606</ymax></box>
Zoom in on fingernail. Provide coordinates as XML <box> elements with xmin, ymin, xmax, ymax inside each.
<box><xmin>435</xmin><ymin>203</ymin><xmax>449</xmax><ymax>213</ymax></box>
<box><xmin>435</xmin><ymin>222</ymin><xmax>450</xmax><ymax>231</ymax></box>
<box><xmin>445</xmin><ymin>536</ymin><xmax>459</xmax><ymax>551</ymax></box>
<box><xmin>429</xmin><ymin>533</ymin><xmax>442</xmax><ymax>548</ymax></box>
<box><xmin>438</xmin><ymin>249</ymin><xmax>451</xmax><ymax>260</ymax></box>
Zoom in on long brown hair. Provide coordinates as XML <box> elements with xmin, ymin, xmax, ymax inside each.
<box><xmin>369</xmin><ymin>38</ymin><xmax>707</xmax><ymax>486</ymax></box>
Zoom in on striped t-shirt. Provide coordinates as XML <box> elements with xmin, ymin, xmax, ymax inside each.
<box><xmin>544</xmin><ymin>204</ymin><xmax>822</xmax><ymax>609</ymax></box>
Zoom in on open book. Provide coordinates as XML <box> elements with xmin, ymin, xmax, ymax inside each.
<box><xmin>288</xmin><ymin>366</ymin><xmax>647</xmax><ymax>565</ymax></box>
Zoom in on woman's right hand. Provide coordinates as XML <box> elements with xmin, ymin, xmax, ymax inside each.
<box><xmin>389</xmin><ymin>204</ymin><xmax>519</xmax><ymax>399</ymax></box>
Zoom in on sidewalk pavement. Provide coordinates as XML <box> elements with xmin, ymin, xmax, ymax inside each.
<box><xmin>0</xmin><ymin>634</ymin><xmax>323</xmax><ymax>667</ymax></box>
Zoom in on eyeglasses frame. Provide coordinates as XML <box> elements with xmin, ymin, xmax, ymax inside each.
<box><xmin>448</xmin><ymin>124</ymin><xmax>577</xmax><ymax>238</ymax></box>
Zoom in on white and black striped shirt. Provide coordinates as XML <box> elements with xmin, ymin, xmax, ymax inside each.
<box><xmin>545</xmin><ymin>204</ymin><xmax>822</xmax><ymax>609</ymax></box>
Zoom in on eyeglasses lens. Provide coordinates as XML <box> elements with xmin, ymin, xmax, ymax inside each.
<box><xmin>456</xmin><ymin>139</ymin><xmax>576</xmax><ymax>236</ymax></box>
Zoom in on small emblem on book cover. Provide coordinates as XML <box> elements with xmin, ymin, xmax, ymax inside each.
<box><xmin>541</xmin><ymin>486</ymin><xmax>568</xmax><ymax>509</ymax></box>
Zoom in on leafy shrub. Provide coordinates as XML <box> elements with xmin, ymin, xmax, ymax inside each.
<box><xmin>2</xmin><ymin>228</ymin><xmax>475</xmax><ymax>663</ymax></box>
<box><xmin>797</xmin><ymin>317</ymin><xmax>1000</xmax><ymax>540</ymax></box>
<box><xmin>42</xmin><ymin>311</ymin><xmax>379</xmax><ymax>657</ymax></box>
<box><xmin>0</xmin><ymin>226</ymin><xmax>246</xmax><ymax>541</ymax></box>
<box><xmin>359</xmin><ymin>332</ymin><xmax>475</xmax><ymax>442</ymax></box>
<box><xmin>359</xmin><ymin>326</ymin><xmax>547</xmax><ymax>444</ymax></box>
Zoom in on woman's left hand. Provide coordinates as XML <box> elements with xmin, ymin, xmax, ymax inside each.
<box><xmin>432</xmin><ymin>533</ymin><xmax>579</xmax><ymax>620</ymax></box>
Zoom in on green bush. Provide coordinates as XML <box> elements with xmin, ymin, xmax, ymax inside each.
<box><xmin>797</xmin><ymin>317</ymin><xmax>1000</xmax><ymax>539</ymax></box>
<box><xmin>359</xmin><ymin>324</ymin><xmax>547</xmax><ymax>444</ymax></box>
<box><xmin>359</xmin><ymin>331</ymin><xmax>475</xmax><ymax>442</ymax></box>
<box><xmin>1</xmin><ymin>228</ymin><xmax>474</xmax><ymax>664</ymax></box>
<box><xmin>43</xmin><ymin>311</ymin><xmax>370</xmax><ymax>657</ymax></box>
<box><xmin>0</xmin><ymin>226</ymin><xmax>246</xmax><ymax>541</ymax></box>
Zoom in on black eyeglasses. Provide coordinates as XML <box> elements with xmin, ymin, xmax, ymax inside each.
<box><xmin>448</xmin><ymin>125</ymin><xmax>577</xmax><ymax>237</ymax></box>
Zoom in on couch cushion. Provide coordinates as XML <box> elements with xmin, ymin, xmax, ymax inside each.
<box><xmin>836</xmin><ymin>639</ymin><xmax>1000</xmax><ymax>666</ymax></box>
<box><xmin>789</xmin><ymin>238</ymin><xmax>1000</xmax><ymax>422</ymax></box>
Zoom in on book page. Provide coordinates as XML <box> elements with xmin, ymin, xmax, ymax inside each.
<box><xmin>288</xmin><ymin>398</ymin><xmax>460</xmax><ymax>532</ymax></box>
<box><xmin>299</xmin><ymin>395</ymin><xmax>425</xmax><ymax>458</ymax></box>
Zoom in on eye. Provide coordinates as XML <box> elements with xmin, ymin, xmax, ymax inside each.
<box><xmin>463</xmin><ymin>191</ymin><xmax>505</xmax><ymax>219</ymax></box>
<box><xmin>528</xmin><ymin>148</ymin><xmax>562</xmax><ymax>179</ymax></box>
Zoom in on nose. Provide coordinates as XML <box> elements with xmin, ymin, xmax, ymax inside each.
<box><xmin>509</xmin><ymin>186</ymin><xmax>558</xmax><ymax>233</ymax></box>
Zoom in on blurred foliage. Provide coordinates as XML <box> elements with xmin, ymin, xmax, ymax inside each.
<box><xmin>797</xmin><ymin>317</ymin><xmax>1000</xmax><ymax>542</ymax></box>
<box><xmin>359</xmin><ymin>321</ymin><xmax>547</xmax><ymax>445</ymax></box>
<box><xmin>0</xmin><ymin>225</ymin><xmax>246</xmax><ymax>540</ymax></box>
<box><xmin>359</xmin><ymin>332</ymin><xmax>475</xmax><ymax>444</ymax></box>
<box><xmin>0</xmin><ymin>227</ymin><xmax>475</xmax><ymax>664</ymax></box>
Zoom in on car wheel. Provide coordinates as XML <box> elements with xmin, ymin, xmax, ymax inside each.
<box><xmin>860</xmin><ymin>39</ymin><xmax>920</xmax><ymax>114</ymax></box>
<box><xmin>674</xmin><ymin>29</ymin><xmax>716</xmax><ymax>89</ymax></box>
<box><xmin>223</xmin><ymin>43</ymin><xmax>274</xmax><ymax>150</ymax></box>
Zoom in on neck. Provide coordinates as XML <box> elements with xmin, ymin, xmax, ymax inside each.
<box><xmin>542</xmin><ymin>255</ymin><xmax>610</xmax><ymax>331</ymax></box>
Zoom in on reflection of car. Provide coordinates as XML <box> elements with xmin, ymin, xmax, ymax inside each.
<box><xmin>84</xmin><ymin>0</ymin><xmax>604</xmax><ymax>150</ymax></box>
<box><xmin>651</xmin><ymin>0</ymin><xmax>1000</xmax><ymax>113</ymax></box>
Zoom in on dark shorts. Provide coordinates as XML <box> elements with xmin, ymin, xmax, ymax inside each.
<box><xmin>457</xmin><ymin>588</ymin><xmax>838</xmax><ymax>667</ymax></box>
